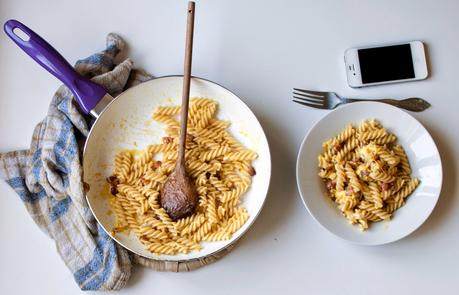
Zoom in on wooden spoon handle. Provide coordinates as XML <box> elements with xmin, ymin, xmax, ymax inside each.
<box><xmin>178</xmin><ymin>1</ymin><xmax>195</xmax><ymax>167</ymax></box>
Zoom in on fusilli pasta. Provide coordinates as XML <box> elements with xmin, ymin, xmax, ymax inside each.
<box><xmin>107</xmin><ymin>98</ymin><xmax>257</xmax><ymax>255</ymax></box>
<box><xmin>318</xmin><ymin>119</ymin><xmax>420</xmax><ymax>231</ymax></box>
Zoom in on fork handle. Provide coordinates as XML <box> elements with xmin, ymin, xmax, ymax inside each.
<box><xmin>344</xmin><ymin>97</ymin><xmax>430</xmax><ymax>112</ymax></box>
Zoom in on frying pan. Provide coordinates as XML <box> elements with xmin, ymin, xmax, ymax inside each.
<box><xmin>4</xmin><ymin>20</ymin><xmax>271</xmax><ymax>261</ymax></box>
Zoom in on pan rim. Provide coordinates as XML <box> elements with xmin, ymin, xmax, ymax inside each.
<box><xmin>83</xmin><ymin>75</ymin><xmax>272</xmax><ymax>262</ymax></box>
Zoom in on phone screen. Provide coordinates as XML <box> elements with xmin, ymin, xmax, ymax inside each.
<box><xmin>358</xmin><ymin>44</ymin><xmax>415</xmax><ymax>84</ymax></box>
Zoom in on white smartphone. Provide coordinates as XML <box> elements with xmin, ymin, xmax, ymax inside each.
<box><xmin>344</xmin><ymin>41</ymin><xmax>428</xmax><ymax>88</ymax></box>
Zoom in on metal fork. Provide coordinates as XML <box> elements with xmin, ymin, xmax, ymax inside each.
<box><xmin>292</xmin><ymin>88</ymin><xmax>430</xmax><ymax>112</ymax></box>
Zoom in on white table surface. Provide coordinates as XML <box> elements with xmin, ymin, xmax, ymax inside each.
<box><xmin>1</xmin><ymin>0</ymin><xmax>458</xmax><ymax>294</ymax></box>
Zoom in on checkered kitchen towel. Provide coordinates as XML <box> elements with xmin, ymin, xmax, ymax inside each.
<box><xmin>0</xmin><ymin>34</ymin><xmax>152</xmax><ymax>290</ymax></box>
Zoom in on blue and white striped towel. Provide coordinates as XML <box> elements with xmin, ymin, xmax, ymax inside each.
<box><xmin>0</xmin><ymin>33</ymin><xmax>152</xmax><ymax>291</ymax></box>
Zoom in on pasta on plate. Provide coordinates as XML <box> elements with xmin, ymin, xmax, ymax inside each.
<box><xmin>106</xmin><ymin>98</ymin><xmax>257</xmax><ymax>255</ymax></box>
<box><xmin>318</xmin><ymin>119</ymin><xmax>419</xmax><ymax>231</ymax></box>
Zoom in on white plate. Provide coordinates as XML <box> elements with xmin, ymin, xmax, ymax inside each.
<box><xmin>296</xmin><ymin>102</ymin><xmax>442</xmax><ymax>245</ymax></box>
<box><xmin>84</xmin><ymin>76</ymin><xmax>271</xmax><ymax>260</ymax></box>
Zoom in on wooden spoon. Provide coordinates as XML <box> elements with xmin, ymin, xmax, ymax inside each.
<box><xmin>160</xmin><ymin>1</ymin><xmax>198</xmax><ymax>220</ymax></box>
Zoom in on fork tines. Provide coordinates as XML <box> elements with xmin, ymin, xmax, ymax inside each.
<box><xmin>292</xmin><ymin>88</ymin><xmax>327</xmax><ymax>109</ymax></box>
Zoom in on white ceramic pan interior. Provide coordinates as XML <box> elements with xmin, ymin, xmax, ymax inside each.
<box><xmin>84</xmin><ymin>76</ymin><xmax>271</xmax><ymax>260</ymax></box>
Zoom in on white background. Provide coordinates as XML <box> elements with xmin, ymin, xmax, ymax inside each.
<box><xmin>0</xmin><ymin>0</ymin><xmax>458</xmax><ymax>294</ymax></box>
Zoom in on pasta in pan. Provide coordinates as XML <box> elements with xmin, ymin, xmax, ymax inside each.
<box><xmin>107</xmin><ymin>98</ymin><xmax>257</xmax><ymax>255</ymax></box>
<box><xmin>318</xmin><ymin>119</ymin><xmax>420</xmax><ymax>231</ymax></box>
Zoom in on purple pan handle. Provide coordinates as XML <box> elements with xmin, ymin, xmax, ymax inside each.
<box><xmin>3</xmin><ymin>19</ymin><xmax>107</xmax><ymax>114</ymax></box>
